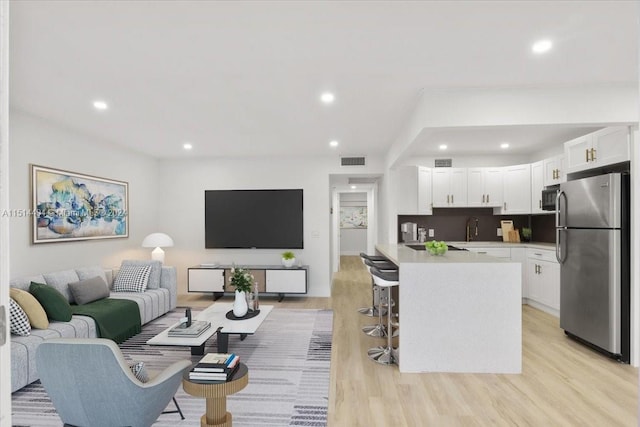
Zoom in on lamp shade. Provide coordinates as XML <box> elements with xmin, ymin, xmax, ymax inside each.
<box><xmin>142</xmin><ymin>233</ymin><xmax>174</xmax><ymax>248</ymax></box>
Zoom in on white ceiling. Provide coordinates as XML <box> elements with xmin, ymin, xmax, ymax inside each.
<box><xmin>8</xmin><ymin>1</ymin><xmax>639</xmax><ymax>160</ymax></box>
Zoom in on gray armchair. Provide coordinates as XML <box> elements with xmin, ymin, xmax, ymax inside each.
<box><xmin>35</xmin><ymin>338</ymin><xmax>191</xmax><ymax>427</ymax></box>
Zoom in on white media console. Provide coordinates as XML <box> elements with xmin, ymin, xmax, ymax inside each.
<box><xmin>188</xmin><ymin>265</ymin><xmax>308</xmax><ymax>301</ymax></box>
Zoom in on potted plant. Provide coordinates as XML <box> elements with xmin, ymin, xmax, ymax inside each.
<box><xmin>521</xmin><ymin>227</ymin><xmax>532</xmax><ymax>242</ymax></box>
<box><xmin>229</xmin><ymin>267</ymin><xmax>254</xmax><ymax>317</ymax></box>
<box><xmin>281</xmin><ymin>251</ymin><xmax>296</xmax><ymax>268</ymax></box>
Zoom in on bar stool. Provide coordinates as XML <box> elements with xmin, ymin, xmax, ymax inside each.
<box><xmin>358</xmin><ymin>253</ymin><xmax>391</xmax><ymax>317</ymax></box>
<box><xmin>362</xmin><ymin>259</ymin><xmax>397</xmax><ymax>337</ymax></box>
<box><xmin>367</xmin><ymin>266</ymin><xmax>399</xmax><ymax>365</ymax></box>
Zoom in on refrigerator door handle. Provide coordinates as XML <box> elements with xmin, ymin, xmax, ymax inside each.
<box><xmin>555</xmin><ymin>190</ymin><xmax>566</xmax><ymax>228</ymax></box>
<box><xmin>556</xmin><ymin>228</ymin><xmax>566</xmax><ymax>263</ymax></box>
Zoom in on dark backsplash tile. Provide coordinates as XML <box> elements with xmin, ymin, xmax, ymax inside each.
<box><xmin>398</xmin><ymin>208</ymin><xmax>555</xmax><ymax>243</ymax></box>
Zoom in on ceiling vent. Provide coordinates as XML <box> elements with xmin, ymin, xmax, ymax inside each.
<box><xmin>434</xmin><ymin>158</ymin><xmax>452</xmax><ymax>167</ymax></box>
<box><xmin>341</xmin><ymin>156</ymin><xmax>366</xmax><ymax>166</ymax></box>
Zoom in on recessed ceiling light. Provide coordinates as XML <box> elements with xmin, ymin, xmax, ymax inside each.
<box><xmin>329</xmin><ymin>140</ymin><xmax>339</xmax><ymax>148</ymax></box>
<box><xmin>439</xmin><ymin>144</ymin><xmax>448</xmax><ymax>150</ymax></box>
<box><xmin>183</xmin><ymin>143</ymin><xmax>193</xmax><ymax>150</ymax></box>
<box><xmin>351</xmin><ymin>185</ymin><xmax>357</xmax><ymax>190</ymax></box>
<box><xmin>532</xmin><ymin>39</ymin><xmax>552</xmax><ymax>54</ymax></box>
<box><xmin>500</xmin><ymin>143</ymin><xmax>510</xmax><ymax>149</ymax></box>
<box><xmin>320</xmin><ymin>92</ymin><xmax>335</xmax><ymax>104</ymax></box>
<box><xmin>92</xmin><ymin>100</ymin><xmax>108</xmax><ymax>110</ymax></box>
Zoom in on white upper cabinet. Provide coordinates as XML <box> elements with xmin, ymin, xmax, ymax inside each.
<box><xmin>467</xmin><ymin>168</ymin><xmax>503</xmax><ymax>207</ymax></box>
<box><xmin>432</xmin><ymin>168</ymin><xmax>467</xmax><ymax>207</ymax></box>
<box><xmin>417</xmin><ymin>166</ymin><xmax>432</xmax><ymax>214</ymax></box>
<box><xmin>543</xmin><ymin>155</ymin><xmax>565</xmax><ymax>187</ymax></box>
<box><xmin>501</xmin><ymin>164</ymin><xmax>531</xmax><ymax>214</ymax></box>
<box><xmin>565</xmin><ymin>126</ymin><xmax>630</xmax><ymax>174</ymax></box>
<box><xmin>530</xmin><ymin>161</ymin><xmax>545</xmax><ymax>214</ymax></box>
<box><xmin>394</xmin><ymin>166</ymin><xmax>432</xmax><ymax>215</ymax></box>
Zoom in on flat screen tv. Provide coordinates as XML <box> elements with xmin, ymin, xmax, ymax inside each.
<box><xmin>205</xmin><ymin>189</ymin><xmax>303</xmax><ymax>249</ymax></box>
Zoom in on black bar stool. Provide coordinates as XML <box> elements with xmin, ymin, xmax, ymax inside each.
<box><xmin>362</xmin><ymin>259</ymin><xmax>397</xmax><ymax>337</ymax></box>
<box><xmin>358</xmin><ymin>253</ymin><xmax>391</xmax><ymax>317</ymax></box>
<box><xmin>367</xmin><ymin>266</ymin><xmax>399</xmax><ymax>365</ymax></box>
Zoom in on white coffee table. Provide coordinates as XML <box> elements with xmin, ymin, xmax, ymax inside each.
<box><xmin>147</xmin><ymin>303</ymin><xmax>273</xmax><ymax>355</ymax></box>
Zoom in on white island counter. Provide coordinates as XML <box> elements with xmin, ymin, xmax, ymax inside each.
<box><xmin>376</xmin><ymin>243</ymin><xmax>521</xmax><ymax>374</ymax></box>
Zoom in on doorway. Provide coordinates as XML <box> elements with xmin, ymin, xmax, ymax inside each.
<box><xmin>330</xmin><ymin>179</ymin><xmax>378</xmax><ymax>274</ymax></box>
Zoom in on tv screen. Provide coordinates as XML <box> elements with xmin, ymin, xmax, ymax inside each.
<box><xmin>205</xmin><ymin>189</ymin><xmax>303</xmax><ymax>249</ymax></box>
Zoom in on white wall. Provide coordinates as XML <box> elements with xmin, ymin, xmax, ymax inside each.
<box><xmin>158</xmin><ymin>156</ymin><xmax>384</xmax><ymax>297</ymax></box>
<box><xmin>8</xmin><ymin>111</ymin><xmax>160</xmax><ymax>277</ymax></box>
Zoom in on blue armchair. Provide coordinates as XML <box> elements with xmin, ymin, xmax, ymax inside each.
<box><xmin>36</xmin><ymin>338</ymin><xmax>191</xmax><ymax>427</ymax></box>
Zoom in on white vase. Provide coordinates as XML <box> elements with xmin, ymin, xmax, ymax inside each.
<box><xmin>282</xmin><ymin>257</ymin><xmax>295</xmax><ymax>268</ymax></box>
<box><xmin>233</xmin><ymin>290</ymin><xmax>248</xmax><ymax>317</ymax></box>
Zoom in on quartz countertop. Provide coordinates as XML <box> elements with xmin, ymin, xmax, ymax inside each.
<box><xmin>376</xmin><ymin>243</ymin><xmax>513</xmax><ymax>265</ymax></box>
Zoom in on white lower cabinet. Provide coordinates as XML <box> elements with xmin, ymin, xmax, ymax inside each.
<box><xmin>509</xmin><ymin>247</ymin><xmax>527</xmax><ymax>300</ymax></box>
<box><xmin>526</xmin><ymin>249</ymin><xmax>560</xmax><ymax>316</ymax></box>
<box><xmin>188</xmin><ymin>268</ymin><xmax>225</xmax><ymax>292</ymax></box>
<box><xmin>465</xmin><ymin>247</ymin><xmax>511</xmax><ymax>258</ymax></box>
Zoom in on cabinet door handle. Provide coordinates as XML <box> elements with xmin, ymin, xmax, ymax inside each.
<box><xmin>503</xmin><ymin>202</ymin><xmax>507</xmax><ymax>210</ymax></box>
<box><xmin>585</xmin><ymin>149</ymin><xmax>590</xmax><ymax>162</ymax></box>
<box><xmin>487</xmin><ymin>194</ymin><xmax>490</xmax><ymax>203</ymax></box>
<box><xmin>539</xmin><ymin>199</ymin><xmax>542</xmax><ymax>208</ymax></box>
<box><xmin>482</xmin><ymin>194</ymin><xmax>485</xmax><ymax>203</ymax></box>
<box><xmin>451</xmin><ymin>195</ymin><xmax>454</xmax><ymax>204</ymax></box>
<box><xmin>447</xmin><ymin>194</ymin><xmax>450</xmax><ymax>203</ymax></box>
<box><xmin>590</xmin><ymin>148</ymin><xmax>596</xmax><ymax>162</ymax></box>
<box><xmin>534</xmin><ymin>253</ymin><xmax>543</xmax><ymax>256</ymax></box>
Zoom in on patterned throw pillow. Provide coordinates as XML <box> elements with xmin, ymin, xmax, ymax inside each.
<box><xmin>129</xmin><ymin>361</ymin><xmax>149</xmax><ymax>383</ymax></box>
<box><xmin>9</xmin><ymin>298</ymin><xmax>31</xmax><ymax>336</ymax></box>
<box><xmin>113</xmin><ymin>264</ymin><xmax>151</xmax><ymax>293</ymax></box>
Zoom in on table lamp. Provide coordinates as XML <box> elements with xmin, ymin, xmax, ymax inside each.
<box><xmin>142</xmin><ymin>232</ymin><xmax>174</xmax><ymax>263</ymax></box>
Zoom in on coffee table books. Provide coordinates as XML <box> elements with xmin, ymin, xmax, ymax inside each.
<box><xmin>168</xmin><ymin>320</ymin><xmax>211</xmax><ymax>337</ymax></box>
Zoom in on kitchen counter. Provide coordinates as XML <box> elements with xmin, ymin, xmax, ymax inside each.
<box><xmin>400</xmin><ymin>240</ymin><xmax>555</xmax><ymax>251</ymax></box>
<box><xmin>375</xmin><ymin>243</ymin><xmax>522</xmax><ymax>374</ymax></box>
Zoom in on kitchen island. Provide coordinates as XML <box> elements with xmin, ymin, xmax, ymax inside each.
<box><xmin>376</xmin><ymin>243</ymin><xmax>521</xmax><ymax>374</ymax></box>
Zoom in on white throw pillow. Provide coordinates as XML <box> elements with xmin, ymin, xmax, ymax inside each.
<box><xmin>113</xmin><ymin>264</ymin><xmax>151</xmax><ymax>293</ymax></box>
<box><xmin>9</xmin><ymin>297</ymin><xmax>31</xmax><ymax>336</ymax></box>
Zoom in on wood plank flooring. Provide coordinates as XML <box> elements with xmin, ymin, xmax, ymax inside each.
<box><xmin>179</xmin><ymin>256</ymin><xmax>638</xmax><ymax>426</ymax></box>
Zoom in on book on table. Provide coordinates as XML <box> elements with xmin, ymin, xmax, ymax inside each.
<box><xmin>167</xmin><ymin>320</ymin><xmax>211</xmax><ymax>337</ymax></box>
<box><xmin>191</xmin><ymin>353</ymin><xmax>240</xmax><ymax>374</ymax></box>
<box><xmin>189</xmin><ymin>360</ymin><xmax>241</xmax><ymax>381</ymax></box>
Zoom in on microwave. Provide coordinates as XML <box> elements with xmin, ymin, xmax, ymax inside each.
<box><xmin>541</xmin><ymin>187</ymin><xmax>559</xmax><ymax>211</ymax></box>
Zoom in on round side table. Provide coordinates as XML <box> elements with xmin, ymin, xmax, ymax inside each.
<box><xmin>182</xmin><ymin>363</ymin><xmax>249</xmax><ymax>427</ymax></box>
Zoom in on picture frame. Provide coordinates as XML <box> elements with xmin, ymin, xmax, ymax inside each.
<box><xmin>339</xmin><ymin>206</ymin><xmax>368</xmax><ymax>229</ymax></box>
<box><xmin>31</xmin><ymin>164</ymin><xmax>129</xmax><ymax>243</ymax></box>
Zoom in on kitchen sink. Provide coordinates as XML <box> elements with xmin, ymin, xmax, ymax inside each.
<box><xmin>406</xmin><ymin>244</ymin><xmax>467</xmax><ymax>251</ymax></box>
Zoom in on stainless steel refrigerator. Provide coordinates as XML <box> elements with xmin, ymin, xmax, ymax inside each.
<box><xmin>555</xmin><ymin>172</ymin><xmax>630</xmax><ymax>362</ymax></box>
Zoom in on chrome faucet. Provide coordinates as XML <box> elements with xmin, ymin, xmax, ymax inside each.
<box><xmin>466</xmin><ymin>217</ymin><xmax>479</xmax><ymax>242</ymax></box>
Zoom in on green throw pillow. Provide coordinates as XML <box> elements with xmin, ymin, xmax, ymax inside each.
<box><xmin>29</xmin><ymin>281</ymin><xmax>72</xmax><ymax>322</ymax></box>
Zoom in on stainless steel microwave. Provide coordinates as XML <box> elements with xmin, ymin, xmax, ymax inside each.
<box><xmin>541</xmin><ymin>187</ymin><xmax>559</xmax><ymax>211</ymax></box>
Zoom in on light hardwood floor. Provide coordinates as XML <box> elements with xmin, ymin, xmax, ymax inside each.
<box><xmin>179</xmin><ymin>256</ymin><xmax>638</xmax><ymax>426</ymax></box>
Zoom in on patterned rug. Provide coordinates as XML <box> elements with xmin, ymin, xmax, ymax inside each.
<box><xmin>11</xmin><ymin>307</ymin><xmax>333</xmax><ymax>427</ymax></box>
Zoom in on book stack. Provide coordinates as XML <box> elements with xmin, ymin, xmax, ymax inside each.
<box><xmin>168</xmin><ymin>320</ymin><xmax>211</xmax><ymax>337</ymax></box>
<box><xmin>188</xmin><ymin>352</ymin><xmax>241</xmax><ymax>381</ymax></box>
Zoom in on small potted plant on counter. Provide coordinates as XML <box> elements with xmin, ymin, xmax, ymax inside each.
<box><xmin>281</xmin><ymin>251</ymin><xmax>296</xmax><ymax>267</ymax></box>
<box><xmin>521</xmin><ymin>227</ymin><xmax>532</xmax><ymax>242</ymax></box>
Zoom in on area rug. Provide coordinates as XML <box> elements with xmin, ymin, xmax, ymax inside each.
<box><xmin>11</xmin><ymin>307</ymin><xmax>333</xmax><ymax>427</ymax></box>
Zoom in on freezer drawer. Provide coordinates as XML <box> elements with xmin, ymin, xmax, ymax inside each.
<box><xmin>559</xmin><ymin>228</ymin><xmax>621</xmax><ymax>354</ymax></box>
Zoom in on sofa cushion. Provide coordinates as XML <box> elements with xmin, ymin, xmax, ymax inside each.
<box><xmin>113</xmin><ymin>264</ymin><xmax>151</xmax><ymax>293</ymax></box>
<box><xmin>130</xmin><ymin>361</ymin><xmax>149</xmax><ymax>383</ymax></box>
<box><xmin>120</xmin><ymin>260</ymin><xmax>162</xmax><ymax>289</ymax></box>
<box><xmin>9</xmin><ymin>288</ymin><xmax>49</xmax><ymax>329</ymax></box>
<box><xmin>75</xmin><ymin>266</ymin><xmax>109</xmax><ymax>286</ymax></box>
<box><xmin>9</xmin><ymin>298</ymin><xmax>31</xmax><ymax>336</ymax></box>
<box><xmin>68</xmin><ymin>276</ymin><xmax>110</xmax><ymax>305</ymax></box>
<box><xmin>9</xmin><ymin>274</ymin><xmax>46</xmax><ymax>292</ymax></box>
<box><xmin>42</xmin><ymin>269</ymin><xmax>80</xmax><ymax>303</ymax></box>
<box><xmin>29</xmin><ymin>282</ymin><xmax>73</xmax><ymax>322</ymax></box>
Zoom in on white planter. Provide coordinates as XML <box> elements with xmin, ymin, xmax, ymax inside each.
<box><xmin>233</xmin><ymin>290</ymin><xmax>248</xmax><ymax>317</ymax></box>
<box><xmin>282</xmin><ymin>257</ymin><xmax>296</xmax><ymax>268</ymax></box>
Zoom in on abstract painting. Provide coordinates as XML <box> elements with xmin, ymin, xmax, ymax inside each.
<box><xmin>31</xmin><ymin>165</ymin><xmax>128</xmax><ymax>243</ymax></box>
<box><xmin>340</xmin><ymin>206</ymin><xmax>367</xmax><ymax>229</ymax></box>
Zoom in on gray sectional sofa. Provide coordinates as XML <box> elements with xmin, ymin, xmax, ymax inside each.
<box><xmin>10</xmin><ymin>264</ymin><xmax>177</xmax><ymax>393</ymax></box>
